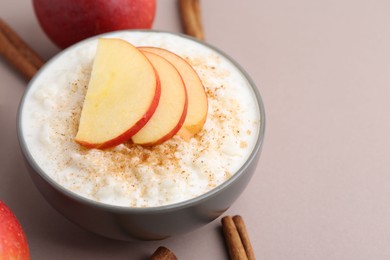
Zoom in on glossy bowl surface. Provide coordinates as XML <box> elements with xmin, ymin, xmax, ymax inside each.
<box><xmin>17</xmin><ymin>30</ymin><xmax>266</xmax><ymax>241</ymax></box>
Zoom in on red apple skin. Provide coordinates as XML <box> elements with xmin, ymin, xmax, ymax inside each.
<box><xmin>76</xmin><ymin>71</ymin><xmax>161</xmax><ymax>149</ymax></box>
<box><xmin>140</xmin><ymin>91</ymin><xmax>188</xmax><ymax>146</ymax></box>
<box><xmin>150</xmin><ymin>100</ymin><xmax>188</xmax><ymax>146</ymax></box>
<box><xmin>0</xmin><ymin>201</ymin><xmax>30</xmax><ymax>260</ymax></box>
<box><xmin>33</xmin><ymin>0</ymin><xmax>156</xmax><ymax>49</ymax></box>
<box><xmin>131</xmin><ymin>51</ymin><xmax>188</xmax><ymax>146</ymax></box>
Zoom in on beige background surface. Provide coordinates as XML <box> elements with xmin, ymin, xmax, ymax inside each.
<box><xmin>1</xmin><ymin>0</ymin><xmax>390</xmax><ymax>259</ymax></box>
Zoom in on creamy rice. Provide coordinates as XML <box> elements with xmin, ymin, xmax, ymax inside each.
<box><xmin>21</xmin><ymin>31</ymin><xmax>260</xmax><ymax>207</ymax></box>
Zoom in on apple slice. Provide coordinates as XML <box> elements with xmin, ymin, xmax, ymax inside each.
<box><xmin>75</xmin><ymin>38</ymin><xmax>160</xmax><ymax>149</ymax></box>
<box><xmin>131</xmin><ymin>51</ymin><xmax>188</xmax><ymax>146</ymax></box>
<box><xmin>138</xmin><ymin>46</ymin><xmax>208</xmax><ymax>140</ymax></box>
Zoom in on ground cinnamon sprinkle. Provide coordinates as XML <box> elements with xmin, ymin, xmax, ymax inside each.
<box><xmin>24</xmin><ymin>33</ymin><xmax>259</xmax><ymax>207</ymax></box>
<box><xmin>64</xmin><ymin>59</ymin><xmax>238</xmax><ymax>175</ymax></box>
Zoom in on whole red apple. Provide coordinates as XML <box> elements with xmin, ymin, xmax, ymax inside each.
<box><xmin>33</xmin><ymin>0</ymin><xmax>156</xmax><ymax>49</ymax></box>
<box><xmin>0</xmin><ymin>201</ymin><xmax>30</xmax><ymax>260</ymax></box>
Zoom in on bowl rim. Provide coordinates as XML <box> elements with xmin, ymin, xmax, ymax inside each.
<box><xmin>17</xmin><ymin>29</ymin><xmax>266</xmax><ymax>214</ymax></box>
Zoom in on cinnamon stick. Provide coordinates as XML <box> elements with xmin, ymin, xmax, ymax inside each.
<box><xmin>149</xmin><ymin>246</ymin><xmax>178</xmax><ymax>260</ymax></box>
<box><xmin>0</xmin><ymin>18</ymin><xmax>44</xmax><ymax>80</ymax></box>
<box><xmin>233</xmin><ymin>215</ymin><xmax>255</xmax><ymax>260</ymax></box>
<box><xmin>221</xmin><ymin>216</ymin><xmax>249</xmax><ymax>260</ymax></box>
<box><xmin>178</xmin><ymin>0</ymin><xmax>205</xmax><ymax>40</ymax></box>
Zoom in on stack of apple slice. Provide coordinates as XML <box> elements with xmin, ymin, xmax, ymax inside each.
<box><xmin>75</xmin><ymin>38</ymin><xmax>208</xmax><ymax>149</ymax></box>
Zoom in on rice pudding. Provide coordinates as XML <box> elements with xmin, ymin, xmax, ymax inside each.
<box><xmin>20</xmin><ymin>31</ymin><xmax>261</xmax><ymax>207</ymax></box>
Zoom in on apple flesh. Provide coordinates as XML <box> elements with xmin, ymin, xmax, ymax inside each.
<box><xmin>75</xmin><ymin>38</ymin><xmax>160</xmax><ymax>149</ymax></box>
<box><xmin>138</xmin><ymin>47</ymin><xmax>208</xmax><ymax>140</ymax></box>
<box><xmin>131</xmin><ymin>51</ymin><xmax>188</xmax><ymax>146</ymax></box>
<box><xmin>0</xmin><ymin>201</ymin><xmax>30</xmax><ymax>260</ymax></box>
<box><xmin>33</xmin><ymin>0</ymin><xmax>156</xmax><ymax>49</ymax></box>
